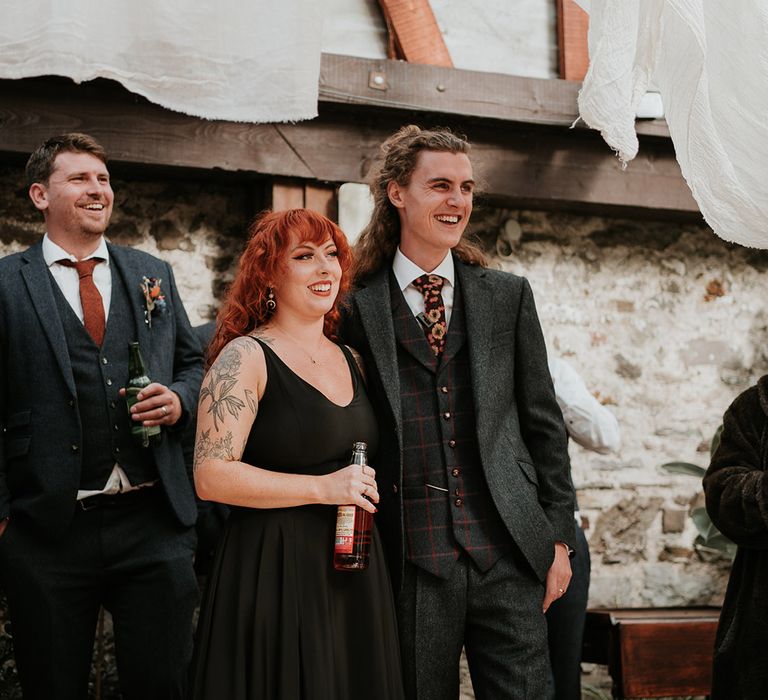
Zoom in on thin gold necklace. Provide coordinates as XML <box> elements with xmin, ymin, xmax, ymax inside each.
<box><xmin>273</xmin><ymin>324</ymin><xmax>327</xmax><ymax>365</ymax></box>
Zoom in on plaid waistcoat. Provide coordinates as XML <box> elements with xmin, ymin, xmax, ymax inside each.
<box><xmin>391</xmin><ymin>275</ymin><xmax>511</xmax><ymax>579</ymax></box>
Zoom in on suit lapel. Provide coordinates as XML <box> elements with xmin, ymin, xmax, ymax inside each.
<box><xmin>390</xmin><ymin>279</ymin><xmax>438</xmax><ymax>372</ymax></box>
<box><xmin>456</xmin><ymin>261</ymin><xmax>494</xmax><ymax>432</ymax></box>
<box><xmin>108</xmin><ymin>244</ymin><xmax>150</xmax><ymax>350</ymax></box>
<box><xmin>354</xmin><ymin>268</ymin><xmax>403</xmax><ymax>436</ymax></box>
<box><xmin>20</xmin><ymin>242</ymin><xmax>76</xmax><ymax>395</ymax></box>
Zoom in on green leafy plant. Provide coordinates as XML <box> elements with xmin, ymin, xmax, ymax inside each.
<box><xmin>660</xmin><ymin>425</ymin><xmax>736</xmax><ymax>559</ymax></box>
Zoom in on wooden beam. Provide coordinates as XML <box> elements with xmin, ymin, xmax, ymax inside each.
<box><xmin>276</xmin><ymin>117</ymin><xmax>697</xmax><ymax>216</ymax></box>
<box><xmin>0</xmin><ymin>76</ymin><xmax>695</xmax><ymax>218</ymax></box>
<box><xmin>0</xmin><ymin>77</ymin><xmax>314</xmax><ymax>178</ymax></box>
<box><xmin>377</xmin><ymin>0</ymin><xmax>452</xmax><ymax>67</ymax></box>
<box><xmin>319</xmin><ymin>54</ymin><xmax>668</xmax><ymax>138</ymax></box>
<box><xmin>557</xmin><ymin>0</ymin><xmax>590</xmax><ymax>81</ymax></box>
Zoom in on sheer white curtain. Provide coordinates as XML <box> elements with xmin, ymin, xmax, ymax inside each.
<box><xmin>0</xmin><ymin>1</ymin><xmax>323</xmax><ymax>123</ymax></box>
<box><xmin>577</xmin><ymin>0</ymin><xmax>768</xmax><ymax>248</ymax></box>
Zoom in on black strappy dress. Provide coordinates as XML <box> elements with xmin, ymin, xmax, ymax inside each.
<box><xmin>191</xmin><ymin>338</ymin><xmax>404</xmax><ymax>700</ymax></box>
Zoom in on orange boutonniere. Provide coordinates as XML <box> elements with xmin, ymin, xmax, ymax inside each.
<box><xmin>140</xmin><ymin>276</ymin><xmax>167</xmax><ymax>327</ymax></box>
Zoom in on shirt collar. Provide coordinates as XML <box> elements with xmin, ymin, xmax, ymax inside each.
<box><xmin>43</xmin><ymin>234</ymin><xmax>110</xmax><ymax>268</ymax></box>
<box><xmin>392</xmin><ymin>247</ymin><xmax>455</xmax><ymax>291</ymax></box>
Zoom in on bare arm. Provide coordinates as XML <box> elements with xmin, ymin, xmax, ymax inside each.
<box><xmin>194</xmin><ymin>336</ymin><xmax>378</xmax><ymax>511</ymax></box>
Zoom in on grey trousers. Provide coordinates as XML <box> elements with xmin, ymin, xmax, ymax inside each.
<box><xmin>396</xmin><ymin>551</ymin><xmax>552</xmax><ymax>700</ymax></box>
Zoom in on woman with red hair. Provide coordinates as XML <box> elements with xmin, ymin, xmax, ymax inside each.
<box><xmin>191</xmin><ymin>209</ymin><xmax>404</xmax><ymax>699</ymax></box>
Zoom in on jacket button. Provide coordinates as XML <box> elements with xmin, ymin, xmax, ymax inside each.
<box><xmin>443</xmin><ymin>412</ymin><xmax>451</xmax><ymax>420</ymax></box>
<box><xmin>102</xmin><ymin>357</ymin><xmax>108</xmax><ymax>365</ymax></box>
<box><xmin>392</xmin><ymin>483</ymin><xmax>398</xmax><ymax>494</ymax></box>
<box><xmin>71</xmin><ymin>444</ymin><xmax>79</xmax><ymax>453</ymax></box>
<box><xmin>440</xmin><ymin>386</ymin><xmax>448</xmax><ymax>394</ymax></box>
<box><xmin>106</xmin><ymin>378</ymin><xmax>113</xmax><ymax>386</ymax></box>
<box><xmin>448</xmin><ymin>440</ymin><xmax>456</xmax><ymax>448</ymax></box>
<box><xmin>454</xmin><ymin>498</ymin><xmax>463</xmax><ymax>507</ymax></box>
<box><xmin>451</xmin><ymin>468</ymin><xmax>460</xmax><ymax>477</ymax></box>
<box><xmin>68</xmin><ymin>399</ymin><xmax>74</xmax><ymax>407</ymax></box>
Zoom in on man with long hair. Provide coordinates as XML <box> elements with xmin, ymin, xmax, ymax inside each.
<box><xmin>341</xmin><ymin>125</ymin><xmax>575</xmax><ymax>699</ymax></box>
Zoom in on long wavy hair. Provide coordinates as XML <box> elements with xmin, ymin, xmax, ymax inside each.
<box><xmin>353</xmin><ymin>125</ymin><xmax>488</xmax><ymax>281</ymax></box>
<box><xmin>207</xmin><ymin>208</ymin><xmax>353</xmax><ymax>366</ymax></box>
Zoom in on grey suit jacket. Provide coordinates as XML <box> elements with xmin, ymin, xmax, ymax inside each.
<box><xmin>0</xmin><ymin>239</ymin><xmax>203</xmax><ymax>536</ymax></box>
<box><xmin>340</xmin><ymin>258</ymin><xmax>576</xmax><ymax>586</ymax></box>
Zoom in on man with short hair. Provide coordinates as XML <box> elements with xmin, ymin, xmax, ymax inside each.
<box><xmin>0</xmin><ymin>133</ymin><xmax>202</xmax><ymax>699</ymax></box>
<box><xmin>341</xmin><ymin>125</ymin><xmax>576</xmax><ymax>700</ymax></box>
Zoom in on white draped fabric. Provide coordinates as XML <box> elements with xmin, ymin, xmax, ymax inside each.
<box><xmin>0</xmin><ymin>1</ymin><xmax>323</xmax><ymax>123</ymax></box>
<box><xmin>577</xmin><ymin>0</ymin><xmax>768</xmax><ymax>248</ymax></box>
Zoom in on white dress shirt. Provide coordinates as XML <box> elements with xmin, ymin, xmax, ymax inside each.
<box><xmin>43</xmin><ymin>234</ymin><xmax>147</xmax><ymax>499</ymax></box>
<box><xmin>42</xmin><ymin>234</ymin><xmax>112</xmax><ymax>322</ymax></box>
<box><xmin>392</xmin><ymin>248</ymin><xmax>455</xmax><ymax>325</ymax></box>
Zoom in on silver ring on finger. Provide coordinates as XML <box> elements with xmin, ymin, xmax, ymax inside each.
<box><xmin>161</xmin><ymin>405</ymin><xmax>168</xmax><ymax>416</ymax></box>
<box><xmin>558</xmin><ymin>588</ymin><xmax>564</xmax><ymax>594</ymax></box>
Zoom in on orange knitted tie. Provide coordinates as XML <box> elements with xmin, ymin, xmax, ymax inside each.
<box><xmin>58</xmin><ymin>258</ymin><xmax>106</xmax><ymax>346</ymax></box>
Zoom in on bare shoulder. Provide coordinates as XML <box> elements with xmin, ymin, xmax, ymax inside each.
<box><xmin>212</xmin><ymin>335</ymin><xmax>265</xmax><ymax>369</ymax></box>
<box><xmin>207</xmin><ymin>335</ymin><xmax>268</xmax><ymax>395</ymax></box>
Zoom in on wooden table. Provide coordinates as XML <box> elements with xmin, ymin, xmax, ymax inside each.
<box><xmin>582</xmin><ymin>607</ymin><xmax>720</xmax><ymax>699</ymax></box>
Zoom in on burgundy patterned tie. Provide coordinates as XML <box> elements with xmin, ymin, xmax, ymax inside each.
<box><xmin>412</xmin><ymin>274</ymin><xmax>447</xmax><ymax>357</ymax></box>
<box><xmin>58</xmin><ymin>258</ymin><xmax>106</xmax><ymax>346</ymax></box>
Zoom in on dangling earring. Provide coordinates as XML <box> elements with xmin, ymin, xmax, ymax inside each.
<box><xmin>266</xmin><ymin>288</ymin><xmax>276</xmax><ymax>312</ymax></box>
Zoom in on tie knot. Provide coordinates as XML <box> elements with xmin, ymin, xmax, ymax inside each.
<box><xmin>412</xmin><ymin>273</ymin><xmax>445</xmax><ymax>294</ymax></box>
<box><xmin>58</xmin><ymin>257</ymin><xmax>103</xmax><ymax>278</ymax></box>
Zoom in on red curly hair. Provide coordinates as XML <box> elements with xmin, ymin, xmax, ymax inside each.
<box><xmin>207</xmin><ymin>208</ymin><xmax>353</xmax><ymax>367</ymax></box>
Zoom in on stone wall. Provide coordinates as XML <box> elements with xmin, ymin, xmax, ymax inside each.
<box><xmin>2</xmin><ymin>163</ymin><xmax>765</xmax><ymax>697</ymax></box>
<box><xmin>469</xmin><ymin>204</ymin><xmax>767</xmax><ymax>610</ymax></box>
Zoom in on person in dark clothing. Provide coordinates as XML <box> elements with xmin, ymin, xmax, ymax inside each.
<box><xmin>340</xmin><ymin>125</ymin><xmax>575</xmax><ymax>700</ymax></box>
<box><xmin>0</xmin><ymin>133</ymin><xmax>202</xmax><ymax>700</ymax></box>
<box><xmin>545</xmin><ymin>356</ymin><xmax>620</xmax><ymax>700</ymax></box>
<box><xmin>704</xmin><ymin>374</ymin><xmax>768</xmax><ymax>700</ymax></box>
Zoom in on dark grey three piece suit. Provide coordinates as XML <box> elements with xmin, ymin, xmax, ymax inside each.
<box><xmin>340</xmin><ymin>257</ymin><xmax>576</xmax><ymax>700</ymax></box>
<box><xmin>0</xmin><ymin>239</ymin><xmax>203</xmax><ymax>699</ymax></box>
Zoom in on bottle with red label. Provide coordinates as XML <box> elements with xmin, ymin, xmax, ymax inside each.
<box><xmin>333</xmin><ymin>442</ymin><xmax>373</xmax><ymax>571</ymax></box>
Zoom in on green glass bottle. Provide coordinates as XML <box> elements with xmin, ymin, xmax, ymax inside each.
<box><xmin>126</xmin><ymin>342</ymin><xmax>161</xmax><ymax>448</ymax></box>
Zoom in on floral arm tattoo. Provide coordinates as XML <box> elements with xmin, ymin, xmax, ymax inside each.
<box><xmin>194</xmin><ymin>337</ymin><xmax>261</xmax><ymax>472</ymax></box>
<box><xmin>198</xmin><ymin>338</ymin><xmax>258</xmax><ymax>431</ymax></box>
<box><xmin>194</xmin><ymin>429</ymin><xmax>234</xmax><ymax>470</ymax></box>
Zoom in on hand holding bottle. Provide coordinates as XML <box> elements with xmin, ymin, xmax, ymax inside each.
<box><xmin>120</xmin><ymin>382</ymin><xmax>182</xmax><ymax>427</ymax></box>
<box><xmin>320</xmin><ymin>462</ymin><xmax>379</xmax><ymax>513</ymax></box>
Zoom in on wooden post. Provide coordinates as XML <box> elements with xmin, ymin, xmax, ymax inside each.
<box><xmin>376</xmin><ymin>0</ymin><xmax>452</xmax><ymax>67</ymax></box>
<box><xmin>271</xmin><ymin>180</ymin><xmax>338</xmax><ymax>222</ymax></box>
<box><xmin>557</xmin><ymin>0</ymin><xmax>590</xmax><ymax>81</ymax></box>
<box><xmin>271</xmin><ymin>180</ymin><xmax>305</xmax><ymax>211</ymax></box>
